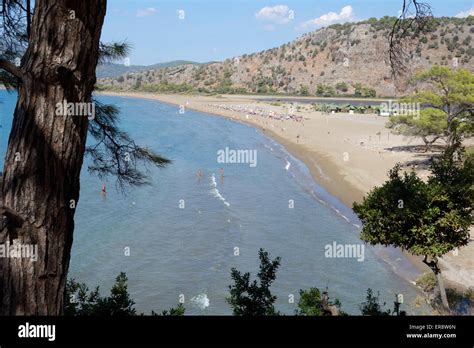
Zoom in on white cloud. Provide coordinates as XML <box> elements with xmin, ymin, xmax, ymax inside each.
<box><xmin>136</xmin><ymin>7</ymin><xmax>158</xmax><ymax>17</ymax></box>
<box><xmin>455</xmin><ymin>7</ymin><xmax>474</xmax><ymax>18</ymax></box>
<box><xmin>256</xmin><ymin>5</ymin><xmax>293</xmax><ymax>25</ymax></box>
<box><xmin>297</xmin><ymin>5</ymin><xmax>355</xmax><ymax>31</ymax></box>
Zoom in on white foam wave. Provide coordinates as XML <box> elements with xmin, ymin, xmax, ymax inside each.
<box><xmin>264</xmin><ymin>144</ymin><xmax>274</xmax><ymax>152</ymax></box>
<box><xmin>190</xmin><ymin>293</ymin><xmax>210</xmax><ymax>310</ymax></box>
<box><xmin>210</xmin><ymin>174</ymin><xmax>230</xmax><ymax>207</ymax></box>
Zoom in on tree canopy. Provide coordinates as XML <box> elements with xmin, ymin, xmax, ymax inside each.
<box><xmin>353</xmin><ymin>145</ymin><xmax>472</xmax><ymax>257</ymax></box>
<box><xmin>65</xmin><ymin>272</ymin><xmax>185</xmax><ymax>316</ymax></box>
<box><xmin>227</xmin><ymin>248</ymin><xmax>281</xmax><ymax>316</ymax></box>
<box><xmin>387</xmin><ymin>66</ymin><xmax>474</xmax><ymax>150</ymax></box>
<box><xmin>353</xmin><ymin>144</ymin><xmax>473</xmax><ymax>310</ymax></box>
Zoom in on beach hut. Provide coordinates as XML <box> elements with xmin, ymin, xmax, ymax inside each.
<box><xmin>348</xmin><ymin>105</ymin><xmax>357</xmax><ymax>114</ymax></box>
<box><xmin>328</xmin><ymin>104</ymin><xmax>339</xmax><ymax>113</ymax></box>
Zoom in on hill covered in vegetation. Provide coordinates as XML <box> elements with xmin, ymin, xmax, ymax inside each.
<box><xmin>98</xmin><ymin>16</ymin><xmax>474</xmax><ymax>97</ymax></box>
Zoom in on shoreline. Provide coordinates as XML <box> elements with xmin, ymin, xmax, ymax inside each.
<box><xmin>96</xmin><ymin>90</ymin><xmax>474</xmax><ymax>291</ymax></box>
<box><xmin>97</xmin><ymin>91</ymin><xmax>367</xmax><ymax>206</ymax></box>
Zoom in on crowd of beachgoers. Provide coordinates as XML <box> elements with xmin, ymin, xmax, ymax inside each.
<box><xmin>208</xmin><ymin>104</ymin><xmax>304</xmax><ymax>122</ymax></box>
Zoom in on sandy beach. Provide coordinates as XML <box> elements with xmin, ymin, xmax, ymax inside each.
<box><xmin>97</xmin><ymin>91</ymin><xmax>474</xmax><ymax>291</ymax></box>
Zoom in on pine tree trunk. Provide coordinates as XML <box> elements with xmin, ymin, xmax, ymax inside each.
<box><xmin>0</xmin><ymin>0</ymin><xmax>106</xmax><ymax>315</ymax></box>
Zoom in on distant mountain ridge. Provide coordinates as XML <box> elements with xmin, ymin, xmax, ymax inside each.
<box><xmin>96</xmin><ymin>60</ymin><xmax>201</xmax><ymax>78</ymax></box>
<box><xmin>98</xmin><ymin>16</ymin><xmax>474</xmax><ymax>97</ymax></box>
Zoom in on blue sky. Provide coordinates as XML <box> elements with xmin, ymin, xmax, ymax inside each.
<box><xmin>101</xmin><ymin>0</ymin><xmax>474</xmax><ymax>65</ymax></box>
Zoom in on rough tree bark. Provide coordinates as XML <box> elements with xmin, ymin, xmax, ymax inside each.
<box><xmin>0</xmin><ymin>0</ymin><xmax>107</xmax><ymax>315</ymax></box>
<box><xmin>423</xmin><ymin>256</ymin><xmax>450</xmax><ymax>312</ymax></box>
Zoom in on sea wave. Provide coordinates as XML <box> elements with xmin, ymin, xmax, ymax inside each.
<box><xmin>210</xmin><ymin>174</ymin><xmax>230</xmax><ymax>207</ymax></box>
<box><xmin>190</xmin><ymin>293</ymin><xmax>210</xmax><ymax>310</ymax></box>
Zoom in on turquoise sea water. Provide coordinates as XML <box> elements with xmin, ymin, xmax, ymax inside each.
<box><xmin>0</xmin><ymin>91</ymin><xmax>427</xmax><ymax>315</ymax></box>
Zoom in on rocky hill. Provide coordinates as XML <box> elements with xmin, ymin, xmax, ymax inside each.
<box><xmin>97</xmin><ymin>16</ymin><xmax>474</xmax><ymax>97</ymax></box>
<box><xmin>96</xmin><ymin>60</ymin><xmax>201</xmax><ymax>79</ymax></box>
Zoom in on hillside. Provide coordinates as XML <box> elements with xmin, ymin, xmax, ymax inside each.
<box><xmin>97</xmin><ymin>16</ymin><xmax>474</xmax><ymax>97</ymax></box>
<box><xmin>96</xmin><ymin>60</ymin><xmax>200</xmax><ymax>79</ymax></box>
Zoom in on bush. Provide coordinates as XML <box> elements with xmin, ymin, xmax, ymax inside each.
<box><xmin>227</xmin><ymin>249</ymin><xmax>281</xmax><ymax>316</ymax></box>
<box><xmin>299</xmin><ymin>85</ymin><xmax>309</xmax><ymax>96</ymax></box>
<box><xmin>359</xmin><ymin>289</ymin><xmax>391</xmax><ymax>316</ymax></box>
<box><xmin>432</xmin><ymin>288</ymin><xmax>474</xmax><ymax>315</ymax></box>
<box><xmin>353</xmin><ymin>83</ymin><xmax>376</xmax><ymax>98</ymax></box>
<box><xmin>295</xmin><ymin>288</ymin><xmax>344</xmax><ymax>316</ymax></box>
<box><xmin>141</xmin><ymin>82</ymin><xmax>195</xmax><ymax>94</ymax></box>
<box><xmin>65</xmin><ymin>272</ymin><xmax>185</xmax><ymax>316</ymax></box>
<box><xmin>316</xmin><ymin>83</ymin><xmax>335</xmax><ymax>97</ymax></box>
<box><xmin>416</xmin><ymin>272</ymin><xmax>437</xmax><ymax>293</ymax></box>
<box><xmin>335</xmin><ymin>81</ymin><xmax>348</xmax><ymax>92</ymax></box>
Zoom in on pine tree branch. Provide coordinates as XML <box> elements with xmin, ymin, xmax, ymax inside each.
<box><xmin>0</xmin><ymin>58</ymin><xmax>22</xmax><ymax>80</ymax></box>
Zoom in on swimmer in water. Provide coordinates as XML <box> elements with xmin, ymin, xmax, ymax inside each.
<box><xmin>101</xmin><ymin>183</ymin><xmax>107</xmax><ymax>195</ymax></box>
<box><xmin>219</xmin><ymin>168</ymin><xmax>225</xmax><ymax>181</ymax></box>
<box><xmin>197</xmin><ymin>169</ymin><xmax>203</xmax><ymax>182</ymax></box>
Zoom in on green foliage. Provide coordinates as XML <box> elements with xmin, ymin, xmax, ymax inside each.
<box><xmin>223</xmin><ymin>69</ymin><xmax>232</xmax><ymax>79</ymax></box>
<box><xmin>351</xmin><ymin>39</ymin><xmax>361</xmax><ymax>46</ymax></box>
<box><xmin>313</xmin><ymin>103</ymin><xmax>377</xmax><ymax>114</ymax></box>
<box><xmin>353</xmin><ymin>83</ymin><xmax>376</xmax><ymax>98</ymax></box>
<box><xmin>416</xmin><ymin>272</ymin><xmax>437</xmax><ymax>293</ymax></box>
<box><xmin>65</xmin><ymin>272</ymin><xmax>136</xmax><ymax>316</ymax></box>
<box><xmin>387</xmin><ymin>107</ymin><xmax>447</xmax><ymax>149</ymax></box>
<box><xmin>359</xmin><ymin>289</ymin><xmax>391</xmax><ymax>316</ymax></box>
<box><xmin>65</xmin><ymin>272</ymin><xmax>185</xmax><ymax>316</ymax></box>
<box><xmin>98</xmin><ymin>41</ymin><xmax>131</xmax><ymax>64</ymax></box>
<box><xmin>316</xmin><ymin>83</ymin><xmax>335</xmax><ymax>97</ymax></box>
<box><xmin>389</xmin><ymin>66</ymin><xmax>474</xmax><ymax>147</ymax></box>
<box><xmin>299</xmin><ymin>85</ymin><xmax>309</xmax><ymax>96</ymax></box>
<box><xmin>353</xmin><ymin>144</ymin><xmax>473</xmax><ymax>259</ymax></box>
<box><xmin>227</xmin><ymin>248</ymin><xmax>281</xmax><ymax>316</ymax></box>
<box><xmin>152</xmin><ymin>303</ymin><xmax>186</xmax><ymax>316</ymax></box>
<box><xmin>463</xmin><ymin>36</ymin><xmax>472</xmax><ymax>46</ymax></box>
<box><xmin>335</xmin><ymin>81</ymin><xmax>349</xmax><ymax>92</ymax></box>
<box><xmin>433</xmin><ymin>288</ymin><xmax>474</xmax><ymax>315</ymax></box>
<box><xmin>87</xmin><ymin>101</ymin><xmax>170</xmax><ymax>189</ymax></box>
<box><xmin>295</xmin><ymin>288</ymin><xmax>344</xmax><ymax>316</ymax></box>
<box><xmin>296</xmin><ymin>288</ymin><xmax>325</xmax><ymax>316</ymax></box>
<box><xmin>141</xmin><ymin>82</ymin><xmax>195</xmax><ymax>94</ymax></box>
